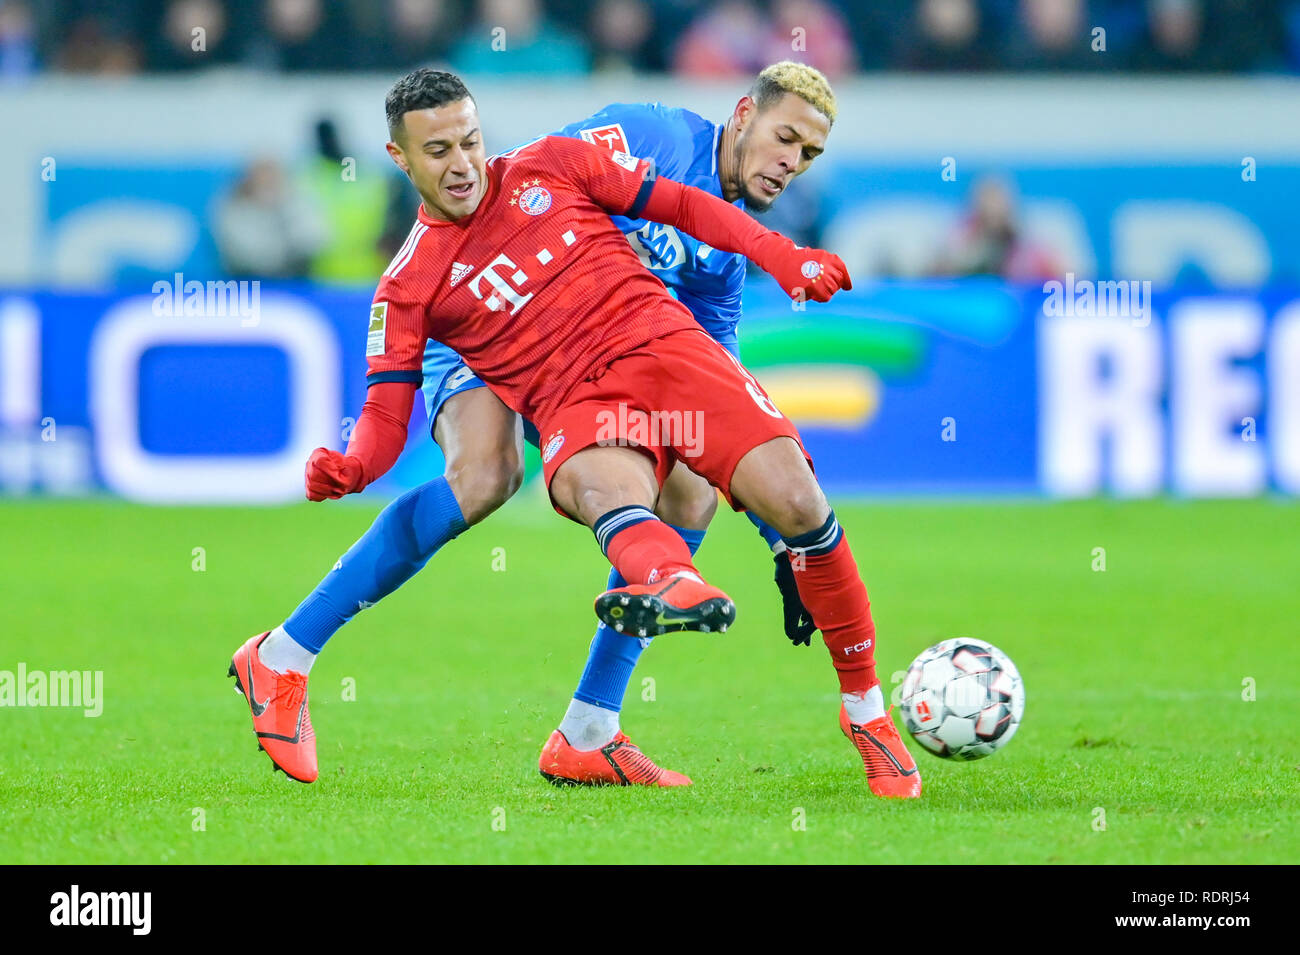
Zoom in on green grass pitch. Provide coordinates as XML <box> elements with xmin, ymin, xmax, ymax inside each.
<box><xmin>1</xmin><ymin>493</ymin><xmax>1296</xmax><ymax>864</ymax></box>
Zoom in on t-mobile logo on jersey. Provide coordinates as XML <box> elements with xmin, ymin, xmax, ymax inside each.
<box><xmin>467</xmin><ymin>253</ymin><xmax>534</xmax><ymax>314</ymax></box>
<box><xmin>464</xmin><ymin>232</ymin><xmax>579</xmax><ymax>315</ymax></box>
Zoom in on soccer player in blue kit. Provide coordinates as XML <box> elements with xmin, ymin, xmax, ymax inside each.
<box><xmin>251</xmin><ymin>62</ymin><xmax>852</xmax><ymax>787</ymax></box>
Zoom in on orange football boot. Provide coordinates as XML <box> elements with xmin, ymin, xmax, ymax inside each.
<box><xmin>594</xmin><ymin>573</ymin><xmax>736</xmax><ymax>638</ymax></box>
<box><xmin>539</xmin><ymin>729</ymin><xmax>692</xmax><ymax>787</ymax></box>
<box><xmin>228</xmin><ymin>632</ymin><xmax>318</xmax><ymax>783</ymax></box>
<box><xmin>840</xmin><ymin>703</ymin><xmax>922</xmax><ymax>798</ymax></box>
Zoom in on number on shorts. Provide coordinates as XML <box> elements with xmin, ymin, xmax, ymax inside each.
<box><xmin>446</xmin><ymin>364</ymin><xmax>478</xmax><ymax>390</ymax></box>
<box><xmin>721</xmin><ymin>348</ymin><xmax>783</xmax><ymax>419</ymax></box>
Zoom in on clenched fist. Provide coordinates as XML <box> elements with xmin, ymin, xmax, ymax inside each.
<box><xmin>305</xmin><ymin>447</ymin><xmax>364</xmax><ymax>501</ymax></box>
<box><xmin>756</xmin><ymin>235</ymin><xmax>852</xmax><ymax>304</ymax></box>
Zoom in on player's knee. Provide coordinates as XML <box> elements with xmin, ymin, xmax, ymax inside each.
<box><xmin>487</xmin><ymin>451</ymin><xmax>525</xmax><ymax>504</ymax></box>
<box><xmin>569</xmin><ymin>479</ymin><xmax>646</xmax><ymax>528</ymax></box>
<box><xmin>551</xmin><ymin>447</ymin><xmax>658</xmax><ymax>527</ymax></box>
<box><xmin>551</xmin><ymin>470</ymin><xmax>612</xmax><ymax>526</ymax></box>
<box><xmin>768</xmin><ymin>479</ymin><xmax>830</xmax><ymax>538</ymax></box>
<box><xmin>446</xmin><ymin>449</ymin><xmax>523</xmax><ymax>525</ymax></box>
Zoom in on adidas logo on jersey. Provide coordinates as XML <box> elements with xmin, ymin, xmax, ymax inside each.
<box><xmin>449</xmin><ymin>262</ymin><xmax>473</xmax><ymax>287</ymax></box>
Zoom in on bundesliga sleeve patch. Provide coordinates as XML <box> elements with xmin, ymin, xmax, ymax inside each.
<box><xmin>579</xmin><ymin>122</ymin><xmax>629</xmax><ymax>153</ymax></box>
<box><xmin>366</xmin><ymin>302</ymin><xmax>388</xmax><ymax>357</ymax></box>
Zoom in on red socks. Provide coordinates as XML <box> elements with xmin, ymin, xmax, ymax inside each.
<box><xmin>597</xmin><ymin>506</ymin><xmax>699</xmax><ymax>585</ymax></box>
<box><xmin>785</xmin><ymin>518</ymin><xmax>880</xmax><ymax>696</ymax></box>
<box><xmin>597</xmin><ymin>506</ymin><xmax>881</xmax><ymax>699</ymax></box>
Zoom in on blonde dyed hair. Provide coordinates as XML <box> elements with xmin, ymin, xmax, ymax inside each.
<box><xmin>751</xmin><ymin>60</ymin><xmax>837</xmax><ymax>124</ymax></box>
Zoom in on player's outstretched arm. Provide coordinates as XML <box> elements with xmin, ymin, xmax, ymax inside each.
<box><xmin>638</xmin><ymin>176</ymin><xmax>852</xmax><ymax>303</ymax></box>
<box><xmin>304</xmin><ymin>381</ymin><xmax>417</xmax><ymax>501</ymax></box>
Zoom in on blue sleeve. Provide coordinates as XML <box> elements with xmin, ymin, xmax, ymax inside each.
<box><xmin>553</xmin><ymin>103</ymin><xmax>695</xmax><ymax>184</ymax></box>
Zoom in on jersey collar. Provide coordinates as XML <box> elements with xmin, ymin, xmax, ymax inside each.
<box><xmin>710</xmin><ymin>121</ymin><xmax>741</xmax><ymax>206</ymax></box>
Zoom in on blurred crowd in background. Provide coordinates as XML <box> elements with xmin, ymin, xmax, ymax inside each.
<box><xmin>13</xmin><ymin>0</ymin><xmax>1286</xmax><ymax>286</ymax></box>
<box><xmin>209</xmin><ymin>114</ymin><xmax>1062</xmax><ymax>285</ymax></box>
<box><xmin>212</xmin><ymin>117</ymin><xmax>417</xmax><ymax>282</ymax></box>
<box><xmin>5</xmin><ymin>0</ymin><xmax>1300</xmax><ymax>79</ymax></box>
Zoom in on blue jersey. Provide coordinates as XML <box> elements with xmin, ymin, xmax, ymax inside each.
<box><xmin>553</xmin><ymin>103</ymin><xmax>746</xmax><ymax>349</ymax></box>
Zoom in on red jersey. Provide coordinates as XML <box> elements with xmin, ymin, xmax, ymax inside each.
<box><xmin>365</xmin><ymin>135</ymin><xmax>700</xmax><ymax>423</ymax></box>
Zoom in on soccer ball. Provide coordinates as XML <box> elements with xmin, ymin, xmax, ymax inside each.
<box><xmin>899</xmin><ymin>638</ymin><xmax>1025</xmax><ymax>760</ymax></box>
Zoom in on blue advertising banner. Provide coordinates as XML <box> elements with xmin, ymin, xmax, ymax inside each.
<box><xmin>1</xmin><ymin>281</ymin><xmax>1297</xmax><ymax>501</ymax></box>
<box><xmin>36</xmin><ymin>161</ymin><xmax>1300</xmax><ymax>288</ymax></box>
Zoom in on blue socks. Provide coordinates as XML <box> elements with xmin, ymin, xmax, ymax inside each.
<box><xmin>279</xmin><ymin>474</ymin><xmax>719</xmax><ymax>713</ymax></box>
<box><xmin>746</xmin><ymin>510</ymin><xmax>784</xmax><ymax>551</ymax></box>
<box><xmin>573</xmin><ymin>523</ymin><xmax>706</xmax><ymax>712</ymax></box>
<box><xmin>283</xmin><ymin>476</ymin><xmax>468</xmax><ymax>653</ymax></box>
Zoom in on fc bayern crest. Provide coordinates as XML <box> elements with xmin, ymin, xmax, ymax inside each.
<box><xmin>542</xmin><ymin>429</ymin><xmax>565</xmax><ymax>462</ymax></box>
<box><xmin>519</xmin><ymin>185</ymin><xmax>552</xmax><ymax>216</ymax></box>
<box><xmin>800</xmin><ymin>260</ymin><xmax>822</xmax><ymax>279</ymax></box>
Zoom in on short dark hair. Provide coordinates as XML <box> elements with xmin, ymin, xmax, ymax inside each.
<box><xmin>385</xmin><ymin>68</ymin><xmax>474</xmax><ymax>141</ymax></box>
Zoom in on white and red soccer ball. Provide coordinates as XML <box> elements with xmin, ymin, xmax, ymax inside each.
<box><xmin>899</xmin><ymin>637</ymin><xmax>1025</xmax><ymax>760</ymax></box>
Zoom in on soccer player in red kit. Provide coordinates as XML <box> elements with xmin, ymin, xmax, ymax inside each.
<box><xmin>230</xmin><ymin>69</ymin><xmax>920</xmax><ymax>797</ymax></box>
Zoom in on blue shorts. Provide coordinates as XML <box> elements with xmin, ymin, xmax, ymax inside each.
<box><xmin>421</xmin><ymin>341</ymin><xmax>542</xmax><ymax>446</ymax></box>
<box><xmin>421</xmin><ymin>340</ymin><xmax>484</xmax><ymax>430</ymax></box>
<box><xmin>420</xmin><ymin>331</ymin><xmax>741</xmax><ymax>443</ymax></box>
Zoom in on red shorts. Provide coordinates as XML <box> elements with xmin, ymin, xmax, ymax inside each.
<box><xmin>538</xmin><ymin>328</ymin><xmax>812</xmax><ymax>516</ymax></box>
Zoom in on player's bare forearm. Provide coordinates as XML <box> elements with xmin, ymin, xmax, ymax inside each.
<box><xmin>304</xmin><ymin>381</ymin><xmax>416</xmax><ymax>500</ymax></box>
<box><xmin>637</xmin><ymin>177</ymin><xmax>851</xmax><ymax>303</ymax></box>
